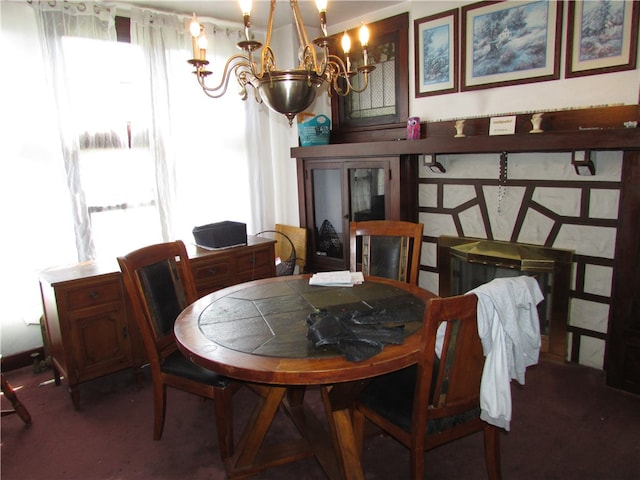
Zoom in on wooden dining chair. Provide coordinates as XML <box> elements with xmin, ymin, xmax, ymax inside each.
<box><xmin>349</xmin><ymin>220</ymin><xmax>424</xmax><ymax>285</ymax></box>
<box><xmin>1</xmin><ymin>373</ymin><xmax>32</xmax><ymax>425</ymax></box>
<box><xmin>275</xmin><ymin>223</ymin><xmax>308</xmax><ymax>273</ymax></box>
<box><xmin>117</xmin><ymin>240</ymin><xmax>236</xmax><ymax>459</ymax></box>
<box><xmin>353</xmin><ymin>293</ymin><xmax>501</xmax><ymax>479</ymax></box>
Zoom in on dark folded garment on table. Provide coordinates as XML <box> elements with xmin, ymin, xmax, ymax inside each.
<box><xmin>349</xmin><ymin>325</ymin><xmax>404</xmax><ymax>344</ymax></box>
<box><xmin>306</xmin><ymin>311</ymin><xmax>405</xmax><ymax>362</ymax></box>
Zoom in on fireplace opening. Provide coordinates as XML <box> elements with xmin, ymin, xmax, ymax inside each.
<box><xmin>437</xmin><ymin>236</ymin><xmax>573</xmax><ymax>361</ymax></box>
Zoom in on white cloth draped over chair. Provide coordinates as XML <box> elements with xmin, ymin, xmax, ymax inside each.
<box><xmin>470</xmin><ymin>275</ymin><xmax>544</xmax><ymax>431</ymax></box>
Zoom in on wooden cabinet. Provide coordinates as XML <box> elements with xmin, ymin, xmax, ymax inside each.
<box><xmin>187</xmin><ymin>236</ymin><xmax>277</xmax><ymax>296</ymax></box>
<box><xmin>39</xmin><ymin>236</ymin><xmax>276</xmax><ymax>408</ymax></box>
<box><xmin>39</xmin><ymin>263</ymin><xmax>143</xmax><ymax>410</ymax></box>
<box><xmin>293</xmin><ymin>153</ymin><xmax>417</xmax><ymax>272</ymax></box>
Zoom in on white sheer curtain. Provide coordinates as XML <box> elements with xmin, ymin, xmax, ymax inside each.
<box><xmin>33</xmin><ymin>0</ymin><xmax>119</xmax><ymax>261</ymax></box>
<box><xmin>131</xmin><ymin>8</ymin><xmax>268</xmax><ymax>239</ymax></box>
<box><xmin>1</xmin><ymin>2</ymin><xmax>78</xmax><ymax>341</ymax></box>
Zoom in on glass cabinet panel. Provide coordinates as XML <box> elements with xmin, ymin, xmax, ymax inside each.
<box><xmin>349</xmin><ymin>168</ymin><xmax>385</xmax><ymax>222</ymax></box>
<box><xmin>313</xmin><ymin>168</ymin><xmax>344</xmax><ymax>260</ymax></box>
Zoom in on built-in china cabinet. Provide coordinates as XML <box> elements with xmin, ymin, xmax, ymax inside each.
<box><xmin>294</xmin><ymin>154</ymin><xmax>417</xmax><ymax>272</ymax></box>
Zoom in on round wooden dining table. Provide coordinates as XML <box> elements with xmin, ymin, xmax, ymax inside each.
<box><xmin>174</xmin><ymin>274</ymin><xmax>435</xmax><ymax>480</ymax></box>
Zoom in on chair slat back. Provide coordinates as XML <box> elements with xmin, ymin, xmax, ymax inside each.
<box><xmin>415</xmin><ymin>294</ymin><xmax>484</xmax><ymax>422</ymax></box>
<box><xmin>350</xmin><ymin>220</ymin><xmax>423</xmax><ymax>285</ymax></box>
<box><xmin>118</xmin><ymin>240</ymin><xmax>198</xmax><ymax>362</ymax></box>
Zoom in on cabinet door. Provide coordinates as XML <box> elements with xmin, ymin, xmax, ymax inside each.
<box><xmin>66</xmin><ymin>301</ymin><xmax>132</xmax><ymax>384</ymax></box>
<box><xmin>192</xmin><ymin>256</ymin><xmax>233</xmax><ymax>296</ymax></box>
<box><xmin>234</xmin><ymin>246</ymin><xmax>275</xmax><ymax>282</ymax></box>
<box><xmin>305</xmin><ymin>158</ymin><xmax>396</xmax><ymax>271</ymax></box>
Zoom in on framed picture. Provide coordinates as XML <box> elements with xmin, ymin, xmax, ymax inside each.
<box><xmin>565</xmin><ymin>0</ymin><xmax>639</xmax><ymax>78</ymax></box>
<box><xmin>414</xmin><ymin>9</ymin><xmax>459</xmax><ymax>97</ymax></box>
<box><xmin>461</xmin><ymin>1</ymin><xmax>563</xmax><ymax>91</ymax></box>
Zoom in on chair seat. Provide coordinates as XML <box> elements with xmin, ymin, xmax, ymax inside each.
<box><xmin>162</xmin><ymin>350</ymin><xmax>231</xmax><ymax>388</ymax></box>
<box><xmin>359</xmin><ymin>364</ymin><xmax>480</xmax><ymax>436</ymax></box>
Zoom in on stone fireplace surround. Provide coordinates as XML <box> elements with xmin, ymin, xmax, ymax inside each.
<box><xmin>418</xmin><ymin>150</ymin><xmax>624</xmax><ymax>370</ymax></box>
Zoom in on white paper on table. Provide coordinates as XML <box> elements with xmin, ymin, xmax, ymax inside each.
<box><xmin>309</xmin><ymin>271</ymin><xmax>364</xmax><ymax>287</ymax></box>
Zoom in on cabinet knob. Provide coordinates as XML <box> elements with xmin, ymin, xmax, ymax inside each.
<box><xmin>89</xmin><ymin>291</ymin><xmax>100</xmax><ymax>300</ymax></box>
<box><xmin>207</xmin><ymin>268</ymin><xmax>217</xmax><ymax>276</ymax></box>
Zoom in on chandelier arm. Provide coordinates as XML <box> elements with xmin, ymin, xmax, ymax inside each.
<box><xmin>196</xmin><ymin>54</ymin><xmax>254</xmax><ymax>98</ymax></box>
<box><xmin>325</xmin><ymin>55</ymin><xmax>351</xmax><ymax>95</ymax></box>
<box><xmin>325</xmin><ymin>54</ymin><xmax>374</xmax><ymax>95</ymax></box>
<box><xmin>259</xmin><ymin>46</ymin><xmax>276</xmax><ymax>77</ymax></box>
<box><xmin>342</xmin><ymin>71</ymin><xmax>371</xmax><ymax>94</ymax></box>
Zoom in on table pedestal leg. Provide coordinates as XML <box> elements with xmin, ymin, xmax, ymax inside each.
<box><xmin>224</xmin><ymin>382</ymin><xmax>369</xmax><ymax>480</ymax></box>
<box><xmin>320</xmin><ymin>382</ymin><xmax>369</xmax><ymax>480</ymax></box>
<box><xmin>225</xmin><ymin>385</ymin><xmax>312</xmax><ymax>479</ymax></box>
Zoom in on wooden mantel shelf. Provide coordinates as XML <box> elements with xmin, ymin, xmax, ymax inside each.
<box><xmin>291</xmin><ymin>105</ymin><xmax>640</xmax><ymax>159</ymax></box>
<box><xmin>292</xmin><ymin>127</ymin><xmax>640</xmax><ymax>159</ymax></box>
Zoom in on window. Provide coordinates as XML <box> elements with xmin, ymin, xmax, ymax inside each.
<box><xmin>63</xmin><ymin>36</ymin><xmax>162</xmax><ymax>258</ymax></box>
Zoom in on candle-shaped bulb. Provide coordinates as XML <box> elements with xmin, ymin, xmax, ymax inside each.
<box><xmin>341</xmin><ymin>32</ymin><xmax>351</xmax><ymax>72</ymax></box>
<box><xmin>359</xmin><ymin>23</ymin><xmax>370</xmax><ymax>47</ymax></box>
<box><xmin>198</xmin><ymin>33</ymin><xmax>208</xmax><ymax>60</ymax></box>
<box><xmin>239</xmin><ymin>0</ymin><xmax>252</xmax><ymax>39</ymax></box>
<box><xmin>341</xmin><ymin>31</ymin><xmax>351</xmax><ymax>54</ymax></box>
<box><xmin>189</xmin><ymin>13</ymin><xmax>200</xmax><ymax>37</ymax></box>
<box><xmin>315</xmin><ymin>0</ymin><xmax>328</xmax><ymax>36</ymax></box>
<box><xmin>190</xmin><ymin>13</ymin><xmax>201</xmax><ymax>59</ymax></box>
<box><xmin>239</xmin><ymin>0</ymin><xmax>252</xmax><ymax>16</ymax></box>
<box><xmin>359</xmin><ymin>23</ymin><xmax>370</xmax><ymax>66</ymax></box>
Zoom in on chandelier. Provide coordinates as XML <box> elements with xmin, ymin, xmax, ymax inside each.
<box><xmin>188</xmin><ymin>0</ymin><xmax>375</xmax><ymax>125</ymax></box>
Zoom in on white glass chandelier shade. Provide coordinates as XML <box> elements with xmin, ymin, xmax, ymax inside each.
<box><xmin>187</xmin><ymin>0</ymin><xmax>375</xmax><ymax>125</ymax></box>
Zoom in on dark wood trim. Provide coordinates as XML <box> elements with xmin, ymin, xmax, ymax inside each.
<box><xmin>606</xmin><ymin>150</ymin><xmax>640</xmax><ymax>391</ymax></box>
<box><xmin>1</xmin><ymin>347</ymin><xmax>46</xmax><ymax>373</ymax></box>
<box><xmin>294</xmin><ymin>126</ymin><xmax>640</xmax><ymax>159</ymax></box>
<box><xmin>314</xmin><ymin>105</ymin><xmax>640</xmax><ymax>148</ymax></box>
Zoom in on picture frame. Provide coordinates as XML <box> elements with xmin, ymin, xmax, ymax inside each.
<box><xmin>565</xmin><ymin>0</ymin><xmax>639</xmax><ymax>78</ymax></box>
<box><xmin>414</xmin><ymin>9</ymin><xmax>459</xmax><ymax>97</ymax></box>
<box><xmin>461</xmin><ymin>1</ymin><xmax>563</xmax><ymax>91</ymax></box>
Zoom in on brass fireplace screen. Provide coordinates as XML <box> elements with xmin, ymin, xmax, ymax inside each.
<box><xmin>437</xmin><ymin>236</ymin><xmax>573</xmax><ymax>361</ymax></box>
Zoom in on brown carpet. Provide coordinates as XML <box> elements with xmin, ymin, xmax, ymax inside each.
<box><xmin>2</xmin><ymin>359</ymin><xmax>639</xmax><ymax>479</ymax></box>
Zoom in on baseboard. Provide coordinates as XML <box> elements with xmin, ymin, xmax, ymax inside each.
<box><xmin>1</xmin><ymin>347</ymin><xmax>46</xmax><ymax>372</ymax></box>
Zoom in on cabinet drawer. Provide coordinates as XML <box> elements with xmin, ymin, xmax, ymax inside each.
<box><xmin>192</xmin><ymin>259</ymin><xmax>232</xmax><ymax>290</ymax></box>
<box><xmin>235</xmin><ymin>265</ymin><xmax>275</xmax><ymax>284</ymax></box>
<box><xmin>65</xmin><ymin>281</ymin><xmax>122</xmax><ymax>311</ymax></box>
<box><xmin>235</xmin><ymin>248</ymin><xmax>273</xmax><ymax>274</ymax></box>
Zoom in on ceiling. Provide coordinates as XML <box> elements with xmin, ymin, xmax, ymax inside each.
<box><xmin>117</xmin><ymin>1</ymin><xmax>403</xmax><ymax>29</ymax></box>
